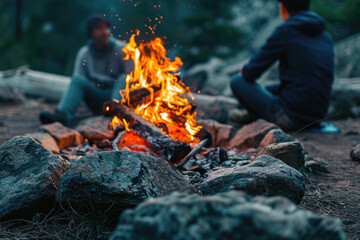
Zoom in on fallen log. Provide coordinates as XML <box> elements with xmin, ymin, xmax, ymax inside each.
<box><xmin>0</xmin><ymin>66</ymin><xmax>70</xmax><ymax>102</ymax></box>
<box><xmin>104</xmin><ymin>100</ymin><xmax>192</xmax><ymax>163</ymax></box>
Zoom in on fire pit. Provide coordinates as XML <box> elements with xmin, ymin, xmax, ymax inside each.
<box><xmin>101</xmin><ymin>32</ymin><xmax>206</xmax><ymax>165</ymax></box>
<box><xmin>0</xmin><ymin>32</ymin><xmax>308</xmax><ymax>223</ymax></box>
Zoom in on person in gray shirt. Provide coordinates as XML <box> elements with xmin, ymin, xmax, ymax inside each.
<box><xmin>40</xmin><ymin>14</ymin><xmax>132</xmax><ymax>126</ymax></box>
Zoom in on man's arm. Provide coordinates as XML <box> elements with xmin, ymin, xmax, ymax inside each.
<box><xmin>117</xmin><ymin>43</ymin><xmax>134</xmax><ymax>75</ymax></box>
<box><xmin>72</xmin><ymin>47</ymin><xmax>88</xmax><ymax>77</ymax></box>
<box><xmin>86</xmin><ymin>55</ymin><xmax>133</xmax><ymax>84</ymax></box>
<box><xmin>242</xmin><ymin>26</ymin><xmax>286</xmax><ymax>82</ymax></box>
<box><xmin>266</xmin><ymin>83</ymin><xmax>281</xmax><ymax>95</ymax></box>
<box><xmin>123</xmin><ymin>58</ymin><xmax>134</xmax><ymax>75</ymax></box>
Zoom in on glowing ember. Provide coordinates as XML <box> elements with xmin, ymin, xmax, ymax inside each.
<box><xmin>117</xmin><ymin>131</ymin><xmax>154</xmax><ymax>153</ymax></box>
<box><xmin>111</xmin><ymin>31</ymin><xmax>202</xmax><ymax>143</ymax></box>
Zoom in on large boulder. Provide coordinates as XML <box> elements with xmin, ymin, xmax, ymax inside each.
<box><xmin>57</xmin><ymin>151</ymin><xmax>199</xmax><ymax>209</ymax></box>
<box><xmin>335</xmin><ymin>33</ymin><xmax>360</xmax><ymax>78</ymax></box>
<box><xmin>0</xmin><ymin>136</ymin><xmax>70</xmax><ymax>219</ymax></box>
<box><xmin>201</xmin><ymin>155</ymin><xmax>305</xmax><ymax>204</ymax></box>
<box><xmin>256</xmin><ymin>141</ymin><xmax>305</xmax><ymax>170</ymax></box>
<box><xmin>329</xmin><ymin>77</ymin><xmax>360</xmax><ymax>118</ymax></box>
<box><xmin>110</xmin><ymin>191</ymin><xmax>346</xmax><ymax>240</ymax></box>
<box><xmin>193</xmin><ymin>94</ymin><xmax>239</xmax><ymax>123</ymax></box>
<box><xmin>228</xmin><ymin>119</ymin><xmax>278</xmax><ymax>150</ymax></box>
<box><xmin>330</xmin><ymin>33</ymin><xmax>360</xmax><ymax>118</ymax></box>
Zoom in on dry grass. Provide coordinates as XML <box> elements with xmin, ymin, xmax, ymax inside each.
<box><xmin>0</xmin><ymin>202</ymin><xmax>117</xmax><ymax>240</ymax></box>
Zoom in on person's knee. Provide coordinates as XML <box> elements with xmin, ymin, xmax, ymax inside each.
<box><xmin>230</xmin><ymin>74</ymin><xmax>248</xmax><ymax>96</ymax></box>
<box><xmin>111</xmin><ymin>89</ymin><xmax>122</xmax><ymax>101</ymax></box>
<box><xmin>230</xmin><ymin>75</ymin><xmax>240</xmax><ymax>90</ymax></box>
<box><xmin>71</xmin><ymin>75</ymin><xmax>89</xmax><ymax>87</ymax></box>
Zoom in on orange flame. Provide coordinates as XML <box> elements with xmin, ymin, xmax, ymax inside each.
<box><xmin>113</xmin><ymin>32</ymin><xmax>202</xmax><ymax>143</ymax></box>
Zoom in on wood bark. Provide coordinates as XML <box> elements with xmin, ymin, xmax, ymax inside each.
<box><xmin>0</xmin><ymin>66</ymin><xmax>70</xmax><ymax>102</ymax></box>
<box><xmin>104</xmin><ymin>100</ymin><xmax>191</xmax><ymax>163</ymax></box>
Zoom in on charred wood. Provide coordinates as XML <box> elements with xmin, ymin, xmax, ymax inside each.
<box><xmin>104</xmin><ymin>100</ymin><xmax>192</xmax><ymax>163</ymax></box>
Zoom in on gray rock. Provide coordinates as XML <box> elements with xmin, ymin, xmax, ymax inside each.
<box><xmin>110</xmin><ymin>191</ymin><xmax>346</xmax><ymax>240</ymax></box>
<box><xmin>75</xmin><ymin>116</ymin><xmax>114</xmax><ymax>142</ymax></box>
<box><xmin>331</xmin><ymin>33</ymin><xmax>360</xmax><ymax>118</ymax></box>
<box><xmin>0</xmin><ymin>136</ymin><xmax>70</xmax><ymax>219</ymax></box>
<box><xmin>260</xmin><ymin>129</ymin><xmax>296</xmax><ymax>147</ymax></box>
<box><xmin>24</xmin><ymin>132</ymin><xmax>60</xmax><ymax>154</ymax></box>
<box><xmin>57</xmin><ymin>151</ymin><xmax>199</xmax><ymax>209</ymax></box>
<box><xmin>194</xmin><ymin>95</ymin><xmax>238</xmax><ymax>124</ymax></box>
<box><xmin>236</xmin><ymin>160</ymin><xmax>251</xmax><ymax>166</ymax></box>
<box><xmin>350</xmin><ymin>144</ymin><xmax>360</xmax><ymax>162</ymax></box>
<box><xmin>304</xmin><ymin>160</ymin><xmax>330</xmax><ymax>174</ymax></box>
<box><xmin>228</xmin><ymin>119</ymin><xmax>278</xmax><ymax>150</ymax></box>
<box><xmin>197</xmin><ymin>119</ymin><xmax>236</xmax><ymax>148</ymax></box>
<box><xmin>0</xmin><ymin>86</ymin><xmax>25</xmax><ymax>103</ymax></box>
<box><xmin>257</xmin><ymin>141</ymin><xmax>305</xmax><ymax>170</ymax></box>
<box><xmin>201</xmin><ymin>155</ymin><xmax>305</xmax><ymax>204</ymax></box>
<box><xmin>335</xmin><ymin>33</ymin><xmax>360</xmax><ymax>78</ymax></box>
<box><xmin>329</xmin><ymin>78</ymin><xmax>360</xmax><ymax>118</ymax></box>
<box><xmin>197</xmin><ymin>100</ymin><xmax>229</xmax><ymax>123</ymax></box>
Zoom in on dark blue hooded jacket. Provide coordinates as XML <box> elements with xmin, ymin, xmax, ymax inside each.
<box><xmin>242</xmin><ymin>11</ymin><xmax>334</xmax><ymax>123</ymax></box>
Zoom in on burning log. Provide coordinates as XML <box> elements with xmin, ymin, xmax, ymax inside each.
<box><xmin>112</xmin><ymin>130</ymin><xmax>156</xmax><ymax>155</ymax></box>
<box><xmin>104</xmin><ymin>100</ymin><xmax>192</xmax><ymax>163</ymax></box>
<box><xmin>124</xmin><ymin>86</ymin><xmax>197</xmax><ymax>119</ymax></box>
<box><xmin>124</xmin><ymin>86</ymin><xmax>161</xmax><ymax>109</ymax></box>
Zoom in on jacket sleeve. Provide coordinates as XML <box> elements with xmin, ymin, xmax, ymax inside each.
<box><xmin>72</xmin><ymin>47</ymin><xmax>87</xmax><ymax>77</ymax></box>
<box><xmin>242</xmin><ymin>26</ymin><xmax>286</xmax><ymax>82</ymax></box>
<box><xmin>117</xmin><ymin>46</ymin><xmax>134</xmax><ymax>75</ymax></box>
<box><xmin>123</xmin><ymin>58</ymin><xmax>134</xmax><ymax>75</ymax></box>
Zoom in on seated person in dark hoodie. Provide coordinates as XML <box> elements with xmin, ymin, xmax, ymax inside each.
<box><xmin>230</xmin><ymin>0</ymin><xmax>334</xmax><ymax>131</ymax></box>
<box><xmin>40</xmin><ymin>14</ymin><xmax>132</xmax><ymax>126</ymax></box>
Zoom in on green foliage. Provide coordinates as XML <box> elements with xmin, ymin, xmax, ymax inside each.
<box><xmin>0</xmin><ymin>0</ymin><xmax>245</xmax><ymax>74</ymax></box>
<box><xmin>312</xmin><ymin>0</ymin><xmax>360</xmax><ymax>38</ymax></box>
<box><xmin>180</xmin><ymin>0</ymin><xmax>246</xmax><ymax>66</ymax></box>
<box><xmin>0</xmin><ymin>0</ymin><xmax>93</xmax><ymax>74</ymax></box>
<box><xmin>1</xmin><ymin>0</ymin><xmax>359</xmax><ymax>75</ymax></box>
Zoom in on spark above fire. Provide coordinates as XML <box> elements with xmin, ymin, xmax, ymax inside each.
<box><xmin>109</xmin><ymin>31</ymin><xmax>202</xmax><ymax>143</ymax></box>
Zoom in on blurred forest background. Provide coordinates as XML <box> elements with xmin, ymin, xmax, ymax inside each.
<box><xmin>0</xmin><ymin>0</ymin><xmax>359</xmax><ymax>75</ymax></box>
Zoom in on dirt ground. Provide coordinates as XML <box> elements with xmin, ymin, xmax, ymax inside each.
<box><xmin>0</xmin><ymin>102</ymin><xmax>360</xmax><ymax>240</ymax></box>
<box><xmin>296</xmin><ymin>120</ymin><xmax>360</xmax><ymax>240</ymax></box>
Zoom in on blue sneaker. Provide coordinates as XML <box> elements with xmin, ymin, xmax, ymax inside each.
<box><xmin>310</xmin><ymin>122</ymin><xmax>340</xmax><ymax>134</ymax></box>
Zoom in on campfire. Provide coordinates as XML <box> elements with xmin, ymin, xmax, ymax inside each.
<box><xmin>50</xmin><ymin>32</ymin><xmax>294</xmax><ymax>180</ymax></box>
<box><xmin>104</xmin><ymin>32</ymin><xmax>207</xmax><ymax>165</ymax></box>
<box><xmin>50</xmin><ymin>33</ymin><xmax>290</xmax><ymax>178</ymax></box>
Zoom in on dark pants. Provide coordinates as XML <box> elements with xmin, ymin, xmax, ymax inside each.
<box><xmin>230</xmin><ymin>74</ymin><xmax>301</xmax><ymax>131</ymax></box>
<box><xmin>58</xmin><ymin>75</ymin><xmax>126</xmax><ymax>118</ymax></box>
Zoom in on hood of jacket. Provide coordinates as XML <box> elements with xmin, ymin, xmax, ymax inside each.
<box><xmin>285</xmin><ymin>11</ymin><xmax>326</xmax><ymax>36</ymax></box>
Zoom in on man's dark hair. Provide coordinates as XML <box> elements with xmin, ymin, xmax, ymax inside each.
<box><xmin>279</xmin><ymin>0</ymin><xmax>311</xmax><ymax>13</ymax></box>
<box><xmin>86</xmin><ymin>14</ymin><xmax>110</xmax><ymax>38</ymax></box>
